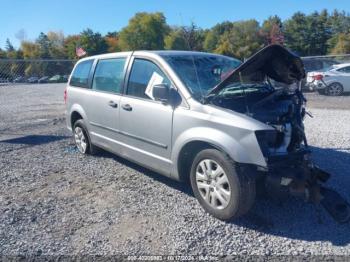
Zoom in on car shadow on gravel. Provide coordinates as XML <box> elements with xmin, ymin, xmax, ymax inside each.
<box><xmin>94</xmin><ymin>146</ymin><xmax>350</xmax><ymax>246</ymax></box>
<box><xmin>93</xmin><ymin>149</ymin><xmax>193</xmax><ymax>196</ymax></box>
<box><xmin>0</xmin><ymin>134</ymin><xmax>69</xmax><ymax>153</ymax></box>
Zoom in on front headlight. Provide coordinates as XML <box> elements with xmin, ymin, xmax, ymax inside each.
<box><xmin>255</xmin><ymin>128</ymin><xmax>288</xmax><ymax>156</ymax></box>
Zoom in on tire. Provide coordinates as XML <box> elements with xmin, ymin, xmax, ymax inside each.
<box><xmin>73</xmin><ymin>119</ymin><xmax>96</xmax><ymax>155</ymax></box>
<box><xmin>317</xmin><ymin>89</ymin><xmax>325</xmax><ymax>95</ymax></box>
<box><xmin>325</xmin><ymin>82</ymin><xmax>343</xmax><ymax>96</ymax></box>
<box><xmin>190</xmin><ymin>148</ymin><xmax>256</xmax><ymax>221</ymax></box>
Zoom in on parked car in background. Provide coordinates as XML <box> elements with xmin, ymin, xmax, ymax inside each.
<box><xmin>13</xmin><ymin>76</ymin><xmax>26</xmax><ymax>83</ymax></box>
<box><xmin>0</xmin><ymin>78</ymin><xmax>10</xmax><ymax>84</ymax></box>
<box><xmin>306</xmin><ymin>63</ymin><xmax>350</xmax><ymax>96</ymax></box>
<box><xmin>38</xmin><ymin>76</ymin><xmax>49</xmax><ymax>83</ymax></box>
<box><xmin>48</xmin><ymin>75</ymin><xmax>66</xmax><ymax>83</ymax></box>
<box><xmin>301</xmin><ymin>58</ymin><xmax>340</xmax><ymax>92</ymax></box>
<box><xmin>27</xmin><ymin>76</ymin><xmax>39</xmax><ymax>83</ymax></box>
<box><xmin>302</xmin><ymin>57</ymin><xmax>340</xmax><ymax>73</ymax></box>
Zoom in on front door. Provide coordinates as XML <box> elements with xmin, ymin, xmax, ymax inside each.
<box><xmin>119</xmin><ymin>58</ymin><xmax>174</xmax><ymax>175</ymax></box>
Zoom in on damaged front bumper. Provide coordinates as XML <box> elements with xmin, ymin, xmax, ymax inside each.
<box><xmin>259</xmin><ymin>149</ymin><xmax>350</xmax><ymax>223</ymax></box>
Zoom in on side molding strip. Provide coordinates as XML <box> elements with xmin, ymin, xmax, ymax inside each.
<box><xmin>90</xmin><ymin>121</ymin><xmax>168</xmax><ymax>149</ymax></box>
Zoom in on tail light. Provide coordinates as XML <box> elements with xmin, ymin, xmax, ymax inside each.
<box><xmin>312</xmin><ymin>74</ymin><xmax>323</xmax><ymax>81</ymax></box>
<box><xmin>64</xmin><ymin>87</ymin><xmax>67</xmax><ymax>104</ymax></box>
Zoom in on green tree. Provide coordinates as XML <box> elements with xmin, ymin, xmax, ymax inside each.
<box><xmin>284</xmin><ymin>11</ymin><xmax>331</xmax><ymax>56</ymax></box>
<box><xmin>308</xmin><ymin>10</ymin><xmax>331</xmax><ymax>55</ymax></box>
<box><xmin>21</xmin><ymin>41</ymin><xmax>40</xmax><ymax>58</ymax></box>
<box><xmin>203</xmin><ymin>21</ymin><xmax>233</xmax><ymax>52</ymax></box>
<box><xmin>328</xmin><ymin>10</ymin><xmax>350</xmax><ymax>35</ymax></box>
<box><xmin>164</xmin><ymin>28</ymin><xmax>188</xmax><ymax>50</ymax></box>
<box><xmin>36</xmin><ymin>32</ymin><xmax>51</xmax><ymax>58</ymax></box>
<box><xmin>64</xmin><ymin>35</ymin><xmax>81</xmax><ymax>59</ymax></box>
<box><xmin>261</xmin><ymin>15</ymin><xmax>284</xmax><ymax>45</ymax></box>
<box><xmin>326</xmin><ymin>10</ymin><xmax>350</xmax><ymax>52</ymax></box>
<box><xmin>215</xmin><ymin>20</ymin><xmax>264</xmax><ymax>59</ymax></box>
<box><xmin>165</xmin><ymin>23</ymin><xmax>205</xmax><ymax>51</ymax></box>
<box><xmin>330</xmin><ymin>33</ymin><xmax>350</xmax><ymax>54</ymax></box>
<box><xmin>284</xmin><ymin>12</ymin><xmax>309</xmax><ymax>55</ymax></box>
<box><xmin>79</xmin><ymin>29</ymin><xmax>108</xmax><ymax>56</ymax></box>
<box><xmin>0</xmin><ymin>48</ymin><xmax>6</xmax><ymax>58</ymax></box>
<box><xmin>105</xmin><ymin>31</ymin><xmax>120</xmax><ymax>52</ymax></box>
<box><xmin>181</xmin><ymin>22</ymin><xmax>206</xmax><ymax>51</ymax></box>
<box><xmin>118</xmin><ymin>12</ymin><xmax>169</xmax><ymax>50</ymax></box>
<box><xmin>5</xmin><ymin>38</ymin><xmax>15</xmax><ymax>52</ymax></box>
<box><xmin>47</xmin><ymin>31</ymin><xmax>66</xmax><ymax>58</ymax></box>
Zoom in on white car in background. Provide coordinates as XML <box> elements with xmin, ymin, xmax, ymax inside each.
<box><xmin>306</xmin><ymin>63</ymin><xmax>350</xmax><ymax>96</ymax></box>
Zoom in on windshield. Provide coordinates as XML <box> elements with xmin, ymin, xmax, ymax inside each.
<box><xmin>161</xmin><ymin>53</ymin><xmax>241</xmax><ymax>100</ymax></box>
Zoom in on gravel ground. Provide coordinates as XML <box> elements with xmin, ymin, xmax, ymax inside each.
<box><xmin>0</xmin><ymin>84</ymin><xmax>350</xmax><ymax>257</ymax></box>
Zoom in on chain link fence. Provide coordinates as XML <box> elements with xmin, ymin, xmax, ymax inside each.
<box><xmin>0</xmin><ymin>59</ymin><xmax>76</xmax><ymax>86</ymax></box>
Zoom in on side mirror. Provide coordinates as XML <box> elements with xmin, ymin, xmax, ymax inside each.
<box><xmin>152</xmin><ymin>83</ymin><xmax>170</xmax><ymax>103</ymax></box>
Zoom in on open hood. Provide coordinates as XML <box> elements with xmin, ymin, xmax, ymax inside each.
<box><xmin>207</xmin><ymin>44</ymin><xmax>306</xmax><ymax>96</ymax></box>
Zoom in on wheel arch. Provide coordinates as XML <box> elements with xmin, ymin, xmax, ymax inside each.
<box><xmin>69</xmin><ymin>104</ymin><xmax>88</xmax><ymax>129</ymax></box>
<box><xmin>171</xmin><ymin>127</ymin><xmax>263</xmax><ymax>182</ymax></box>
<box><xmin>176</xmin><ymin>140</ymin><xmax>224</xmax><ymax>183</ymax></box>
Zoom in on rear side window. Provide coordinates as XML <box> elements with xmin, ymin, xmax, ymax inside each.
<box><xmin>127</xmin><ymin>59</ymin><xmax>170</xmax><ymax>100</ymax></box>
<box><xmin>337</xmin><ymin>66</ymin><xmax>350</xmax><ymax>73</ymax></box>
<box><xmin>92</xmin><ymin>58</ymin><xmax>126</xmax><ymax>93</ymax></box>
<box><xmin>70</xmin><ymin>60</ymin><xmax>93</xmax><ymax>88</ymax></box>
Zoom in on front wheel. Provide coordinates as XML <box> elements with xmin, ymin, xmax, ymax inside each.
<box><xmin>190</xmin><ymin>149</ymin><xmax>256</xmax><ymax>221</ymax></box>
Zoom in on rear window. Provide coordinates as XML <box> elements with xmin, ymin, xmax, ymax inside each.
<box><xmin>70</xmin><ymin>60</ymin><xmax>93</xmax><ymax>88</ymax></box>
<box><xmin>92</xmin><ymin>58</ymin><xmax>126</xmax><ymax>93</ymax></box>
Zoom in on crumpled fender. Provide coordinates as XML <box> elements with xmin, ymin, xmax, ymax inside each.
<box><xmin>171</xmin><ymin>126</ymin><xmax>267</xmax><ymax>180</ymax></box>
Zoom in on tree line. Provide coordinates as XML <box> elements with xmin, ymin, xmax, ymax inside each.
<box><xmin>1</xmin><ymin>9</ymin><xmax>350</xmax><ymax>62</ymax></box>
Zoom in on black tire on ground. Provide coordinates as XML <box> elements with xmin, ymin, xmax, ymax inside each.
<box><xmin>190</xmin><ymin>148</ymin><xmax>256</xmax><ymax>221</ymax></box>
<box><xmin>317</xmin><ymin>89</ymin><xmax>325</xmax><ymax>95</ymax></box>
<box><xmin>73</xmin><ymin>119</ymin><xmax>96</xmax><ymax>155</ymax></box>
<box><xmin>325</xmin><ymin>82</ymin><xmax>344</xmax><ymax>96</ymax></box>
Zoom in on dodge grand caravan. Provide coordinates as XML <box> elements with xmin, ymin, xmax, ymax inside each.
<box><xmin>65</xmin><ymin>45</ymin><xmax>350</xmax><ymax>222</ymax></box>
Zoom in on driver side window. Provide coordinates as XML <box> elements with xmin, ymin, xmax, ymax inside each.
<box><xmin>127</xmin><ymin>59</ymin><xmax>170</xmax><ymax>100</ymax></box>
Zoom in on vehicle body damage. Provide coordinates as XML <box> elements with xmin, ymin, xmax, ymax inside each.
<box><xmin>205</xmin><ymin>45</ymin><xmax>349</xmax><ymax>223</ymax></box>
<box><xmin>67</xmin><ymin>46</ymin><xmax>349</xmax><ymax>222</ymax></box>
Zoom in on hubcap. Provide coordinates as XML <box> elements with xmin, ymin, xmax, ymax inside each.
<box><xmin>74</xmin><ymin>126</ymin><xmax>87</xmax><ymax>153</ymax></box>
<box><xmin>328</xmin><ymin>83</ymin><xmax>342</xmax><ymax>96</ymax></box>
<box><xmin>195</xmin><ymin>159</ymin><xmax>231</xmax><ymax>210</ymax></box>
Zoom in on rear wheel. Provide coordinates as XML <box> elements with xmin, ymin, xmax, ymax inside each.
<box><xmin>73</xmin><ymin>119</ymin><xmax>95</xmax><ymax>155</ymax></box>
<box><xmin>325</xmin><ymin>82</ymin><xmax>343</xmax><ymax>96</ymax></box>
<box><xmin>190</xmin><ymin>149</ymin><xmax>256</xmax><ymax>221</ymax></box>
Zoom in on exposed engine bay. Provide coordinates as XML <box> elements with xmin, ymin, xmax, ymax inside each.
<box><xmin>210</xmin><ymin>82</ymin><xmax>306</xmax><ymax>155</ymax></box>
<box><xmin>205</xmin><ymin>45</ymin><xmax>350</xmax><ymax>223</ymax></box>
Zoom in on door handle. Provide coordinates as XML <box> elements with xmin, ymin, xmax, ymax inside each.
<box><xmin>122</xmin><ymin>104</ymin><xmax>132</xmax><ymax>111</ymax></box>
<box><xmin>108</xmin><ymin>101</ymin><xmax>118</xmax><ymax>108</ymax></box>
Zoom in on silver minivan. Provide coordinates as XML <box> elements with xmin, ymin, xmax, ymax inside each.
<box><xmin>65</xmin><ymin>45</ymin><xmax>348</xmax><ymax>222</ymax></box>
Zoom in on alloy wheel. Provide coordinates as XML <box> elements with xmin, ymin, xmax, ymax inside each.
<box><xmin>327</xmin><ymin>83</ymin><xmax>343</xmax><ymax>96</ymax></box>
<box><xmin>195</xmin><ymin>159</ymin><xmax>231</xmax><ymax>209</ymax></box>
<box><xmin>74</xmin><ymin>126</ymin><xmax>87</xmax><ymax>153</ymax></box>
